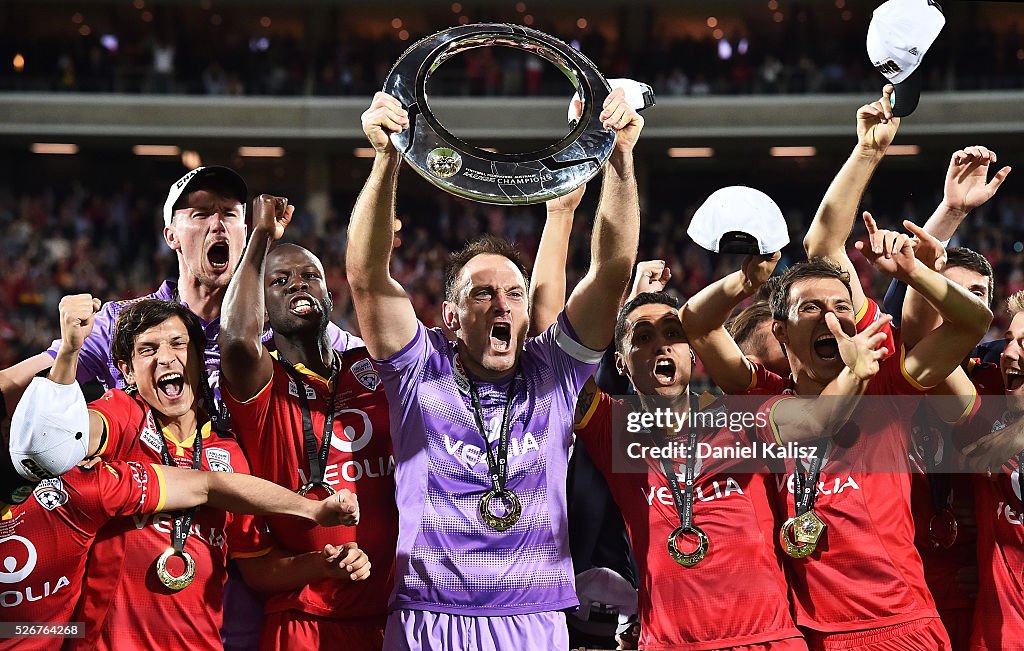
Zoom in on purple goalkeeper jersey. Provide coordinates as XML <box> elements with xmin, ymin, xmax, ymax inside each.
<box><xmin>375</xmin><ymin>312</ymin><xmax>602</xmax><ymax>616</ymax></box>
<box><xmin>45</xmin><ymin>279</ymin><xmax>362</xmax><ymax>392</ymax></box>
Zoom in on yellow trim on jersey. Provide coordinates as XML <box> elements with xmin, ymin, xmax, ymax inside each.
<box><xmin>945</xmin><ymin>386</ymin><xmax>979</xmax><ymax>427</ymax></box>
<box><xmin>745</xmin><ymin>360</ymin><xmax>758</xmax><ymax>391</ymax></box>
<box><xmin>854</xmin><ymin>298</ymin><xmax>870</xmax><ymax>324</ymax></box>
<box><xmin>223</xmin><ymin>375</ymin><xmax>273</xmax><ymax>406</ymax></box>
<box><xmin>150</xmin><ymin>463</ymin><xmax>168</xmax><ymax>513</ymax></box>
<box><xmin>574</xmin><ymin>386</ymin><xmax>603</xmax><ymax>430</ymax></box>
<box><xmin>230</xmin><ymin>546</ymin><xmax>273</xmax><ymax>560</ymax></box>
<box><xmin>966</xmin><ymin>358</ymin><xmax>978</xmax><ymax>375</ymax></box>
<box><xmin>90</xmin><ymin>409</ymin><xmax>111</xmax><ymax>457</ymax></box>
<box><xmin>161</xmin><ymin>421</ymin><xmax>213</xmax><ymax>457</ymax></box>
<box><xmin>270</xmin><ymin>350</ymin><xmax>333</xmax><ymax>390</ymax></box>
<box><xmin>899</xmin><ymin>344</ymin><xmax>932</xmax><ymax>391</ymax></box>
<box><xmin>768</xmin><ymin>396</ymin><xmax>800</xmax><ymax>446</ymax></box>
<box><xmin>1</xmin><ymin>506</ymin><xmax>11</xmax><ymax>521</ymax></box>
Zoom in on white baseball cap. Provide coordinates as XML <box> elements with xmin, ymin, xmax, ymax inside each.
<box><xmin>567</xmin><ymin>78</ymin><xmax>656</xmax><ymax>124</ymax></box>
<box><xmin>688</xmin><ymin>186</ymin><xmax>789</xmax><ymax>255</ymax></box>
<box><xmin>163</xmin><ymin>166</ymin><xmax>248</xmax><ymax>227</ymax></box>
<box><xmin>866</xmin><ymin>0</ymin><xmax>945</xmax><ymax>117</ymax></box>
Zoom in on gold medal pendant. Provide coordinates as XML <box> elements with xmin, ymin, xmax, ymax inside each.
<box><xmin>927</xmin><ymin>508</ymin><xmax>959</xmax><ymax>549</ymax></box>
<box><xmin>479</xmin><ymin>489</ymin><xmax>522</xmax><ymax>531</ymax></box>
<box><xmin>297</xmin><ymin>481</ymin><xmax>337</xmax><ymax>498</ymax></box>
<box><xmin>156</xmin><ymin>547</ymin><xmax>196</xmax><ymax>591</ymax></box>
<box><xmin>667</xmin><ymin>525</ymin><xmax>709</xmax><ymax>567</ymax></box>
<box><xmin>780</xmin><ymin>510</ymin><xmax>826</xmax><ymax>559</ymax></box>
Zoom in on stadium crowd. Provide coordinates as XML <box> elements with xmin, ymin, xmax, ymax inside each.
<box><xmin>3</xmin><ymin>3</ymin><xmax>1023</xmax><ymax>97</ymax></box>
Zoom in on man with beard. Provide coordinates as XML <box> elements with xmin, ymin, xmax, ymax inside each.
<box><xmin>11</xmin><ymin>297</ymin><xmax>371</xmax><ymax>650</ymax></box>
<box><xmin>345</xmin><ymin>88</ymin><xmax>641</xmax><ymax>650</ymax></box>
<box><xmin>220</xmin><ymin>195</ymin><xmax>396</xmax><ymax>650</ymax></box>
<box><xmin>681</xmin><ymin>215</ymin><xmax>992</xmax><ymax>650</ymax></box>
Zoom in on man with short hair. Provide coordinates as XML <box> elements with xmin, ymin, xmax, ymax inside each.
<box><xmin>220</xmin><ymin>195</ymin><xmax>397</xmax><ymax>650</ymax></box>
<box><xmin>346</xmin><ymin>88</ymin><xmax>641</xmax><ymax>650</ymax></box>
<box><xmin>682</xmin><ymin>217</ymin><xmax>992</xmax><ymax>649</ymax></box>
<box><xmin>572</xmin><ymin>273</ymin><xmax>809</xmax><ymax>649</ymax></box>
<box><xmin>13</xmin><ymin>297</ymin><xmax>370</xmax><ymax>650</ymax></box>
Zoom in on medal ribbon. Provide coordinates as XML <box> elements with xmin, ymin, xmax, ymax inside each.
<box><xmin>463</xmin><ymin>361</ymin><xmax>519</xmax><ymax>495</ymax></box>
<box><xmin>153</xmin><ymin>411</ymin><xmax>203</xmax><ymax>555</ymax></box>
<box><xmin>793</xmin><ymin>439</ymin><xmax>829</xmax><ymax>516</ymax></box>
<box><xmin>913</xmin><ymin>406</ymin><xmax>953</xmax><ymax>514</ymax></box>
<box><xmin>278</xmin><ymin>352</ymin><xmax>341</xmax><ymax>488</ymax></box>
<box><xmin>657</xmin><ymin>393</ymin><xmax>700</xmax><ymax>532</ymax></box>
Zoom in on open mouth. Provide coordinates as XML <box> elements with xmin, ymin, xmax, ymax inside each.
<box><xmin>1007</xmin><ymin>368</ymin><xmax>1024</xmax><ymax>392</ymax></box>
<box><xmin>156</xmin><ymin>372</ymin><xmax>185</xmax><ymax>399</ymax></box>
<box><xmin>207</xmin><ymin>242</ymin><xmax>230</xmax><ymax>270</ymax></box>
<box><xmin>490</xmin><ymin>322</ymin><xmax>512</xmax><ymax>352</ymax></box>
<box><xmin>654</xmin><ymin>358</ymin><xmax>676</xmax><ymax>384</ymax></box>
<box><xmin>813</xmin><ymin>334</ymin><xmax>840</xmax><ymax>361</ymax></box>
<box><xmin>289</xmin><ymin>294</ymin><xmax>319</xmax><ymax>317</ymax></box>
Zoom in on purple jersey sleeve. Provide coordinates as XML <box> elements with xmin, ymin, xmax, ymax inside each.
<box><xmin>525</xmin><ymin>312</ymin><xmax>604</xmax><ymax>399</ymax></box>
<box><xmin>46</xmin><ymin>300</ymin><xmax>119</xmax><ymax>389</ymax></box>
<box><xmin>327</xmin><ymin>321</ymin><xmax>365</xmax><ymax>353</ymax></box>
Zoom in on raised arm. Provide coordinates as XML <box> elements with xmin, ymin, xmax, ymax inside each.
<box><xmin>220</xmin><ymin>195</ymin><xmax>294</xmax><ymax>401</ymax></box>
<box><xmin>804</xmin><ymin>85</ymin><xmax>900</xmax><ymax>314</ymax></box>
<box><xmin>856</xmin><ymin>213</ymin><xmax>992</xmax><ymax>389</ymax></box>
<box><xmin>564</xmin><ymin>88</ymin><xmax>643</xmax><ymax>350</ymax></box>
<box><xmin>9</xmin><ymin>294</ymin><xmax>107</xmax><ymax>482</ymax></box>
<box><xmin>922</xmin><ymin>145</ymin><xmax>1011</xmax><ymax>241</ymax></box>
<box><xmin>901</xmin><ymin>147</ymin><xmax>1010</xmax><ymax>348</ymax></box>
<box><xmin>529</xmin><ymin>184</ymin><xmax>586</xmax><ymax>336</ymax></box>
<box><xmin>680</xmin><ymin>254</ymin><xmax>780</xmax><ymax>394</ymax></box>
<box><xmin>345</xmin><ymin>92</ymin><xmax>418</xmax><ymax>359</ymax></box>
<box><xmin>769</xmin><ymin>314</ymin><xmax>891</xmax><ymax>443</ymax></box>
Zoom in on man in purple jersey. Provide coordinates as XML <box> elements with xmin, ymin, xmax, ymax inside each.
<box><xmin>346</xmin><ymin>89</ymin><xmax>642</xmax><ymax>650</ymax></box>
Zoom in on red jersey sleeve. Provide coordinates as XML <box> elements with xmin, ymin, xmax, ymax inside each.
<box><xmin>753</xmin><ymin>394</ymin><xmax>800</xmax><ymax>445</ymax></box>
<box><xmin>88</xmin><ymin>389</ymin><xmax>146</xmax><ymax>458</ymax></box>
<box><xmin>856</xmin><ymin>297</ymin><xmax>896</xmax><ymax>360</ymax></box>
<box><xmin>868</xmin><ymin>334</ymin><xmax>931</xmax><ymax>396</ymax></box>
<box><xmin>741</xmin><ymin>361</ymin><xmax>791</xmax><ymax>396</ymax></box>
<box><xmin>72</xmin><ymin>460</ymin><xmax>167</xmax><ymax>525</ymax></box>
<box><xmin>573</xmin><ymin>386</ymin><xmax>614</xmax><ymax>473</ymax></box>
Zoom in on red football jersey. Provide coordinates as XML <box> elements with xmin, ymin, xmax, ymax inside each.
<box><xmin>746</xmin><ymin>342</ymin><xmax>940</xmax><ymax>633</ymax></box>
<box><xmin>71</xmin><ymin>390</ymin><xmax>269</xmax><ymax>651</ymax></box>
<box><xmin>574</xmin><ymin>390</ymin><xmax>801</xmax><ymax>651</ymax></box>
<box><xmin>955</xmin><ymin>361</ymin><xmax>1024</xmax><ymax>650</ymax></box>
<box><xmin>222</xmin><ymin>350</ymin><xmax>397</xmax><ymax>621</ymax></box>
<box><xmin>0</xmin><ymin>461</ymin><xmax>165</xmax><ymax>651</ymax></box>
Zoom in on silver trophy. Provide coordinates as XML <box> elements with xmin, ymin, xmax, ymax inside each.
<box><xmin>383</xmin><ymin>23</ymin><xmax>654</xmax><ymax>205</ymax></box>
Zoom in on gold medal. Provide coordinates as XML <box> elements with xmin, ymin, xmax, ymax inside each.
<box><xmin>780</xmin><ymin>510</ymin><xmax>826</xmax><ymax>559</ymax></box>
<box><xmin>155</xmin><ymin>547</ymin><xmax>196</xmax><ymax>591</ymax></box>
<box><xmin>297</xmin><ymin>481</ymin><xmax>337</xmax><ymax>498</ymax></box>
<box><xmin>667</xmin><ymin>525</ymin><xmax>709</xmax><ymax>567</ymax></box>
<box><xmin>479</xmin><ymin>489</ymin><xmax>522</xmax><ymax>531</ymax></box>
<box><xmin>927</xmin><ymin>508</ymin><xmax>958</xmax><ymax>549</ymax></box>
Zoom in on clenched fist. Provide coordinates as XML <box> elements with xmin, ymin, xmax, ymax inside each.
<box><xmin>59</xmin><ymin>294</ymin><xmax>101</xmax><ymax>353</ymax></box>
